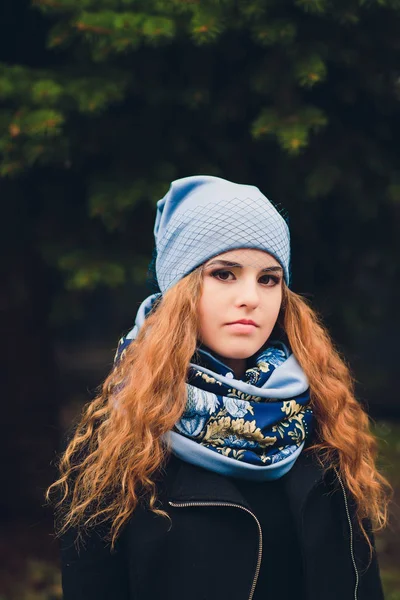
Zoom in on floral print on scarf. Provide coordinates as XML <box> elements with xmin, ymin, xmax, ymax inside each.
<box><xmin>115</xmin><ymin>337</ymin><xmax>314</xmax><ymax>468</ymax></box>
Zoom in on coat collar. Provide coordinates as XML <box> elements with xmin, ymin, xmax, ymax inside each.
<box><xmin>167</xmin><ymin>447</ymin><xmax>328</xmax><ymax>516</ymax></box>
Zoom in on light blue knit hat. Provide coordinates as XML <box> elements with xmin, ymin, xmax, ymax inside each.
<box><xmin>153</xmin><ymin>175</ymin><xmax>291</xmax><ymax>292</ymax></box>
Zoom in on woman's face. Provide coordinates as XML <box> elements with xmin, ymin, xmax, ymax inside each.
<box><xmin>198</xmin><ymin>248</ymin><xmax>283</xmax><ymax>377</ymax></box>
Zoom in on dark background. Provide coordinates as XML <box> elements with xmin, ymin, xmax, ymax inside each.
<box><xmin>0</xmin><ymin>0</ymin><xmax>399</xmax><ymax>597</ymax></box>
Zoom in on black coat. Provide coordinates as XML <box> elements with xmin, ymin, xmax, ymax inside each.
<box><xmin>60</xmin><ymin>449</ymin><xmax>384</xmax><ymax>600</ymax></box>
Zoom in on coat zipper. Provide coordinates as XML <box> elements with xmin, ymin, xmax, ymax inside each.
<box><xmin>334</xmin><ymin>468</ymin><xmax>359</xmax><ymax>600</ymax></box>
<box><xmin>169</xmin><ymin>500</ymin><xmax>262</xmax><ymax>600</ymax></box>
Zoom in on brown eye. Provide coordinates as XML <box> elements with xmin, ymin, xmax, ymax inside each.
<box><xmin>259</xmin><ymin>275</ymin><xmax>280</xmax><ymax>286</ymax></box>
<box><xmin>211</xmin><ymin>269</ymin><xmax>235</xmax><ymax>281</ymax></box>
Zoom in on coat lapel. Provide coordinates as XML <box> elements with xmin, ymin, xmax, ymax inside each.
<box><xmin>167</xmin><ymin>448</ymin><xmax>327</xmax><ymax>516</ymax></box>
<box><xmin>283</xmin><ymin>448</ymin><xmax>328</xmax><ymax>514</ymax></box>
<box><xmin>167</xmin><ymin>454</ymin><xmax>251</xmax><ymax>509</ymax></box>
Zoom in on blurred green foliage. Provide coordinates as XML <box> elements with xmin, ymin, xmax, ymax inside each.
<box><xmin>1</xmin><ymin>0</ymin><xmax>399</xmax><ymax>351</ymax></box>
<box><xmin>1</xmin><ymin>0</ymin><xmax>399</xmax><ymax>342</ymax></box>
<box><xmin>374</xmin><ymin>420</ymin><xmax>400</xmax><ymax>598</ymax></box>
<box><xmin>0</xmin><ymin>559</ymin><xmax>61</xmax><ymax>600</ymax></box>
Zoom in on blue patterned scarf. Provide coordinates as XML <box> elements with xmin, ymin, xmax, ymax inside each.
<box><xmin>115</xmin><ymin>293</ymin><xmax>314</xmax><ymax>481</ymax></box>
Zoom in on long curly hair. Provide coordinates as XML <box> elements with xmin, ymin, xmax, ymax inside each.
<box><xmin>47</xmin><ymin>266</ymin><xmax>392</xmax><ymax>557</ymax></box>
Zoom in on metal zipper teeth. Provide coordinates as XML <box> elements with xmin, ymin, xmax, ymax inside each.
<box><xmin>169</xmin><ymin>500</ymin><xmax>262</xmax><ymax>600</ymax></box>
<box><xmin>334</xmin><ymin>469</ymin><xmax>359</xmax><ymax>600</ymax></box>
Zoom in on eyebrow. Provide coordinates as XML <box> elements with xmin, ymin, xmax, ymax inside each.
<box><xmin>205</xmin><ymin>259</ymin><xmax>284</xmax><ymax>274</ymax></box>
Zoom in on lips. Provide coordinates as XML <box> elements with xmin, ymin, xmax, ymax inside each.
<box><xmin>227</xmin><ymin>320</ymin><xmax>258</xmax><ymax>327</ymax></box>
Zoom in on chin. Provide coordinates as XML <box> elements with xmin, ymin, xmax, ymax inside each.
<box><xmin>219</xmin><ymin>346</ymin><xmax>260</xmax><ymax>360</ymax></box>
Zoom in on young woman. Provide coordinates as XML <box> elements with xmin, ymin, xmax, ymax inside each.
<box><xmin>48</xmin><ymin>175</ymin><xmax>392</xmax><ymax>600</ymax></box>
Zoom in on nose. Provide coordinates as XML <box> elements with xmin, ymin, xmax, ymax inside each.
<box><xmin>233</xmin><ymin>275</ymin><xmax>261</xmax><ymax>309</ymax></box>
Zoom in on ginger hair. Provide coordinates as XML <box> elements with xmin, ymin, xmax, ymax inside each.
<box><xmin>47</xmin><ymin>266</ymin><xmax>392</xmax><ymax>558</ymax></box>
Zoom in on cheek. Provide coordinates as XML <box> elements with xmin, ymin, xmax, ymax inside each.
<box><xmin>198</xmin><ymin>284</ymin><xmax>222</xmax><ymax>338</ymax></box>
<box><xmin>263</xmin><ymin>291</ymin><xmax>282</xmax><ymax>326</ymax></box>
<box><xmin>198</xmin><ymin>291</ymin><xmax>212</xmax><ymax>332</ymax></box>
